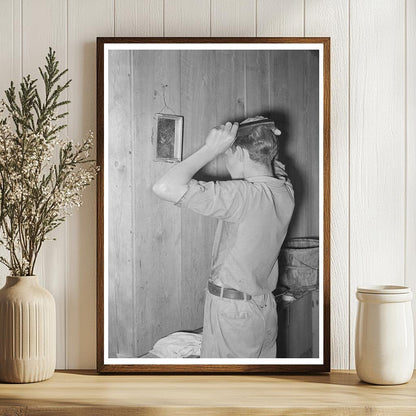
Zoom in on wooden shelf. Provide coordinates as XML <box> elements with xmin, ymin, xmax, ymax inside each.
<box><xmin>0</xmin><ymin>370</ymin><xmax>415</xmax><ymax>415</ymax></box>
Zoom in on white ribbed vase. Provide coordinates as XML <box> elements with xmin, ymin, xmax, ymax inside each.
<box><xmin>0</xmin><ymin>276</ymin><xmax>56</xmax><ymax>383</ymax></box>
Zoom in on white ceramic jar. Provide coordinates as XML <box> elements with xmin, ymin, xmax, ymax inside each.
<box><xmin>355</xmin><ymin>285</ymin><xmax>414</xmax><ymax>385</ymax></box>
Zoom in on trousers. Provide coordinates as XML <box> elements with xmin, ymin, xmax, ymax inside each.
<box><xmin>200</xmin><ymin>287</ymin><xmax>278</xmax><ymax>358</ymax></box>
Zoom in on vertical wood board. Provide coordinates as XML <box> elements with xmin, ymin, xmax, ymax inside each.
<box><xmin>164</xmin><ymin>0</ymin><xmax>210</xmax><ymax>36</ymax></box>
<box><xmin>214</xmin><ymin>50</ymin><xmax>246</xmax><ymax>178</ymax></box>
<box><xmin>305</xmin><ymin>0</ymin><xmax>350</xmax><ymax>370</ymax></box>
<box><xmin>406</xmin><ymin>0</ymin><xmax>416</xmax><ymax>365</ymax></box>
<box><xmin>349</xmin><ymin>0</ymin><xmax>406</xmax><ymax>368</ymax></box>
<box><xmin>180</xmin><ymin>50</ymin><xmax>218</xmax><ymax>331</ymax></box>
<box><xmin>22</xmin><ymin>0</ymin><xmax>67</xmax><ymax>369</ymax></box>
<box><xmin>67</xmin><ymin>0</ymin><xmax>114</xmax><ymax>368</ymax></box>
<box><xmin>0</xmin><ymin>0</ymin><xmax>22</xmax><ymax>288</ymax></box>
<box><xmin>245</xmin><ymin>50</ymin><xmax>271</xmax><ymax>117</ymax></box>
<box><xmin>0</xmin><ymin>0</ymin><xmax>21</xmax><ymax>100</ymax></box>
<box><xmin>132</xmin><ymin>50</ymin><xmax>182</xmax><ymax>356</ymax></box>
<box><xmin>269</xmin><ymin>50</ymin><xmax>319</xmax><ymax>239</ymax></box>
<box><xmin>107</xmin><ymin>50</ymin><xmax>135</xmax><ymax>358</ymax></box>
<box><xmin>304</xmin><ymin>50</ymin><xmax>320</xmax><ymax>238</ymax></box>
<box><xmin>211</xmin><ymin>0</ymin><xmax>256</xmax><ymax>36</ymax></box>
<box><xmin>115</xmin><ymin>0</ymin><xmax>163</xmax><ymax>36</ymax></box>
<box><xmin>257</xmin><ymin>0</ymin><xmax>304</xmax><ymax>37</ymax></box>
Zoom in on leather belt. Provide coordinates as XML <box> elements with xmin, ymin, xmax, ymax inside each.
<box><xmin>208</xmin><ymin>279</ymin><xmax>252</xmax><ymax>301</ymax></box>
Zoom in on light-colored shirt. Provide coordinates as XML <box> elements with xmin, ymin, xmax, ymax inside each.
<box><xmin>175</xmin><ymin>175</ymin><xmax>295</xmax><ymax>296</ymax></box>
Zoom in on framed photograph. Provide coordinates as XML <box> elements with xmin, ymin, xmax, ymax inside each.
<box><xmin>154</xmin><ymin>113</ymin><xmax>183</xmax><ymax>162</ymax></box>
<box><xmin>97</xmin><ymin>37</ymin><xmax>330</xmax><ymax>373</ymax></box>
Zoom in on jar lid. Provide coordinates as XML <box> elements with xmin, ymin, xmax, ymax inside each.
<box><xmin>356</xmin><ymin>285</ymin><xmax>411</xmax><ymax>294</ymax></box>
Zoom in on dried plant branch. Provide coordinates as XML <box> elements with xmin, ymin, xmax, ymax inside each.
<box><xmin>0</xmin><ymin>47</ymin><xmax>97</xmax><ymax>276</ymax></box>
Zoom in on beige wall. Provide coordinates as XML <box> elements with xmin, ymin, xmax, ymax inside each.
<box><xmin>0</xmin><ymin>0</ymin><xmax>414</xmax><ymax>369</ymax></box>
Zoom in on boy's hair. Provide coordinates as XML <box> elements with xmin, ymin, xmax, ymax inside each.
<box><xmin>232</xmin><ymin>125</ymin><xmax>279</xmax><ymax>166</ymax></box>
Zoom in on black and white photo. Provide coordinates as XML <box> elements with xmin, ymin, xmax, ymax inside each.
<box><xmin>97</xmin><ymin>38</ymin><xmax>330</xmax><ymax>373</ymax></box>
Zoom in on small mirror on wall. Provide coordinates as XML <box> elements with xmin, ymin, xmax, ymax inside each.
<box><xmin>154</xmin><ymin>113</ymin><xmax>183</xmax><ymax>162</ymax></box>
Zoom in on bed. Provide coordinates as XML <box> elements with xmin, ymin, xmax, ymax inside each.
<box><xmin>138</xmin><ymin>327</ymin><xmax>203</xmax><ymax>359</ymax></box>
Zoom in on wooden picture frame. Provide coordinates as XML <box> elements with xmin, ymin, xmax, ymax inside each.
<box><xmin>97</xmin><ymin>37</ymin><xmax>330</xmax><ymax>374</ymax></box>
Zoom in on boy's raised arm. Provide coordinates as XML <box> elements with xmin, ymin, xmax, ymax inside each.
<box><xmin>152</xmin><ymin>121</ymin><xmax>238</xmax><ymax>203</ymax></box>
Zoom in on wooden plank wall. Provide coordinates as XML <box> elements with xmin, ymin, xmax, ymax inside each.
<box><xmin>407</xmin><ymin>0</ymin><xmax>416</xmax><ymax>367</ymax></box>
<box><xmin>180</xmin><ymin>50</ymin><xmax>218</xmax><ymax>331</ymax></box>
<box><xmin>269</xmin><ymin>50</ymin><xmax>319</xmax><ymax>238</ymax></box>
<box><xmin>0</xmin><ymin>0</ymin><xmax>413</xmax><ymax>368</ymax></box>
<box><xmin>349</xmin><ymin>0</ymin><xmax>406</xmax><ymax>368</ymax></box>
<box><xmin>132</xmin><ymin>50</ymin><xmax>182</xmax><ymax>356</ymax></box>
<box><xmin>66</xmin><ymin>0</ymin><xmax>114</xmax><ymax>369</ymax></box>
<box><xmin>305</xmin><ymin>0</ymin><xmax>350</xmax><ymax>370</ymax></box>
<box><xmin>108</xmin><ymin>50</ymin><xmax>135</xmax><ymax>357</ymax></box>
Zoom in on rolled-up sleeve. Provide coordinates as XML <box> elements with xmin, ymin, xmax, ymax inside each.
<box><xmin>174</xmin><ymin>179</ymin><xmax>248</xmax><ymax>222</ymax></box>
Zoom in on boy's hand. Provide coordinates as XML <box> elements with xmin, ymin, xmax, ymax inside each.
<box><xmin>205</xmin><ymin>121</ymin><xmax>239</xmax><ymax>156</ymax></box>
